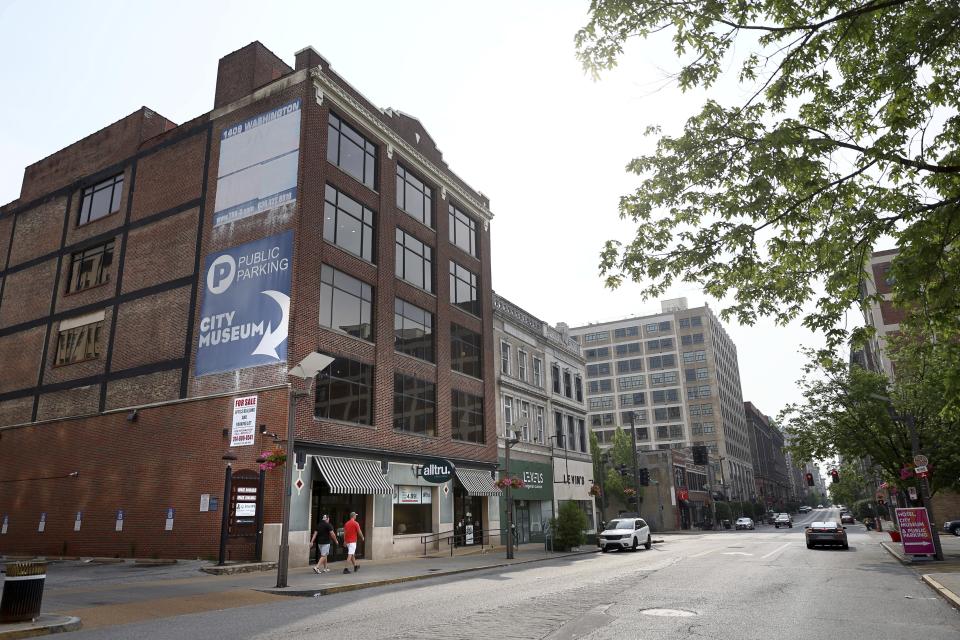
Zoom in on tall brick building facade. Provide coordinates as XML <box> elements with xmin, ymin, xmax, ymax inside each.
<box><xmin>0</xmin><ymin>42</ymin><xmax>499</xmax><ymax>563</ymax></box>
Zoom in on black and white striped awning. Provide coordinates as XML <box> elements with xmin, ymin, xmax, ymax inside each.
<box><xmin>455</xmin><ymin>468</ymin><xmax>501</xmax><ymax>497</ymax></box>
<box><xmin>313</xmin><ymin>455</ymin><xmax>393</xmax><ymax>495</ymax></box>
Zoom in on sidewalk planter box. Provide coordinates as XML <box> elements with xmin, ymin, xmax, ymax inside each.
<box><xmin>888</xmin><ymin>530</ymin><xmax>902</xmax><ymax>542</ymax></box>
<box><xmin>0</xmin><ymin>561</ymin><xmax>47</xmax><ymax>623</ymax></box>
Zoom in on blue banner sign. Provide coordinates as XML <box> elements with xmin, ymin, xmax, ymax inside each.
<box><xmin>195</xmin><ymin>231</ymin><xmax>293</xmax><ymax>376</ymax></box>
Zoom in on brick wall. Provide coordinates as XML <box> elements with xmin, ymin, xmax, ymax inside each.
<box><xmin>0</xmin><ymin>388</ymin><xmax>288</xmax><ymax>560</ymax></box>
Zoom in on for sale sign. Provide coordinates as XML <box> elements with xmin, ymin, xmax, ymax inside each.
<box><xmin>895</xmin><ymin>507</ymin><xmax>936</xmax><ymax>556</ymax></box>
<box><xmin>230</xmin><ymin>395</ymin><xmax>258</xmax><ymax>447</ymax></box>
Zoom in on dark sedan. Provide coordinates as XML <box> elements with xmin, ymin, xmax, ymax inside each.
<box><xmin>805</xmin><ymin>521</ymin><xmax>849</xmax><ymax>549</ymax></box>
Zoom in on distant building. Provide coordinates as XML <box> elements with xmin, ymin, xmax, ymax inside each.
<box><xmin>859</xmin><ymin>249</ymin><xmax>903</xmax><ymax>380</ymax></box>
<box><xmin>744</xmin><ymin>402</ymin><xmax>790</xmax><ymax>510</ymax></box>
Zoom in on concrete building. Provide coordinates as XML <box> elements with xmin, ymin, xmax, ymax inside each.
<box><xmin>859</xmin><ymin>249</ymin><xmax>904</xmax><ymax>381</ymax></box>
<box><xmin>569</xmin><ymin>298</ymin><xmax>753</xmax><ymax>528</ymax></box>
<box><xmin>744</xmin><ymin>401</ymin><xmax>790</xmax><ymax>510</ymax></box>
<box><xmin>0</xmin><ymin>42</ymin><xmax>501</xmax><ymax>563</ymax></box>
<box><xmin>492</xmin><ymin>294</ymin><xmax>596</xmax><ymax>541</ymax></box>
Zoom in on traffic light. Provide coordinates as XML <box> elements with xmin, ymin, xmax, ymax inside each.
<box><xmin>805</xmin><ymin>472</ymin><xmax>814</xmax><ymax>487</ymax></box>
<box><xmin>692</xmin><ymin>445</ymin><xmax>708</xmax><ymax>465</ymax></box>
<box><xmin>830</xmin><ymin>469</ymin><xmax>840</xmax><ymax>483</ymax></box>
<box><xmin>638</xmin><ymin>468</ymin><xmax>650</xmax><ymax>486</ymax></box>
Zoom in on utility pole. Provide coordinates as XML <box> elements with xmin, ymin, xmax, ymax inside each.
<box><xmin>629</xmin><ymin>412</ymin><xmax>642</xmax><ymax>513</ymax></box>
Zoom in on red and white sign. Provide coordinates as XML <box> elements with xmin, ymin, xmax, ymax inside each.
<box><xmin>230</xmin><ymin>395</ymin><xmax>258</xmax><ymax>447</ymax></box>
<box><xmin>915</xmin><ymin>465</ymin><xmax>929</xmax><ymax>478</ymax></box>
<box><xmin>678</xmin><ymin>488</ymin><xmax>689</xmax><ymax>501</ymax></box>
<box><xmin>895</xmin><ymin>507</ymin><xmax>935</xmax><ymax>556</ymax></box>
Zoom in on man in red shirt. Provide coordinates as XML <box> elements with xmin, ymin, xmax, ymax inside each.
<box><xmin>343</xmin><ymin>511</ymin><xmax>364</xmax><ymax>574</ymax></box>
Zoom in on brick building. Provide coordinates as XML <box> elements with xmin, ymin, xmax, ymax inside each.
<box><xmin>0</xmin><ymin>41</ymin><xmax>500</xmax><ymax>563</ymax></box>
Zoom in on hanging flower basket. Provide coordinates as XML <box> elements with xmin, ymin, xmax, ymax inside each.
<box><xmin>495</xmin><ymin>476</ymin><xmax>525</xmax><ymax>490</ymax></box>
<box><xmin>259</xmin><ymin>448</ymin><xmax>287</xmax><ymax>471</ymax></box>
<box><xmin>623</xmin><ymin>488</ymin><xmax>637</xmax><ymax>497</ymax></box>
<box><xmin>588</xmin><ymin>483</ymin><xmax>602</xmax><ymax>497</ymax></box>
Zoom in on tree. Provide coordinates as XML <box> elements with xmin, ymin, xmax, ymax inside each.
<box><xmin>827</xmin><ymin>465</ymin><xmax>871</xmax><ymax>507</ymax></box>
<box><xmin>551</xmin><ymin>501</ymin><xmax>589</xmax><ymax>551</ymax></box>
<box><xmin>576</xmin><ymin>1</ymin><xmax>960</xmax><ymax>363</ymax></box>
<box><xmin>609</xmin><ymin>427</ymin><xmax>634</xmax><ymax>469</ymax></box>
<box><xmin>590</xmin><ymin>429</ymin><xmax>604</xmax><ymax>485</ymax></box>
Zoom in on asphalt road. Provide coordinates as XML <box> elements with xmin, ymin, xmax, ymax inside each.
<box><xmin>66</xmin><ymin>508</ymin><xmax>960</xmax><ymax>640</ymax></box>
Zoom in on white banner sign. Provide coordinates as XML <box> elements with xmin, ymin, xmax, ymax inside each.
<box><xmin>230</xmin><ymin>395</ymin><xmax>258</xmax><ymax>447</ymax></box>
<box><xmin>236</xmin><ymin>503</ymin><xmax>256</xmax><ymax>517</ymax></box>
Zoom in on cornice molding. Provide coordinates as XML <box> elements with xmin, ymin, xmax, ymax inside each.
<box><xmin>311</xmin><ymin>68</ymin><xmax>493</xmax><ymax>227</ymax></box>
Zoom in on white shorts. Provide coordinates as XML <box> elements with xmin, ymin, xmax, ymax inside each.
<box><xmin>318</xmin><ymin>544</ymin><xmax>330</xmax><ymax>557</ymax></box>
<box><xmin>346</xmin><ymin>542</ymin><xmax>357</xmax><ymax>555</ymax></box>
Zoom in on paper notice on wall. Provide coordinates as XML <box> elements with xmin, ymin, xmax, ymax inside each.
<box><xmin>74</xmin><ymin>511</ymin><xmax>82</xmax><ymax>532</ymax></box>
<box><xmin>230</xmin><ymin>395</ymin><xmax>258</xmax><ymax>447</ymax></box>
<box><xmin>165</xmin><ymin>507</ymin><xmax>175</xmax><ymax>531</ymax></box>
<box><xmin>236</xmin><ymin>503</ymin><xmax>256</xmax><ymax>517</ymax></box>
<box><xmin>200</xmin><ymin>494</ymin><xmax>211</xmax><ymax>512</ymax></box>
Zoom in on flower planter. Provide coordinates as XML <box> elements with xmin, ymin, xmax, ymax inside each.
<box><xmin>888</xmin><ymin>530</ymin><xmax>901</xmax><ymax>542</ymax></box>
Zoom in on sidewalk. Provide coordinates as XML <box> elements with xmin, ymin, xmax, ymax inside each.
<box><xmin>1</xmin><ymin>544</ymin><xmax>598</xmax><ymax>636</ymax></box>
<box><xmin>878</xmin><ymin>529</ymin><xmax>960</xmax><ymax>610</ymax></box>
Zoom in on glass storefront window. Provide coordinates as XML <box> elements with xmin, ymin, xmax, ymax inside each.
<box><xmin>393</xmin><ymin>485</ymin><xmax>433</xmax><ymax>535</ymax></box>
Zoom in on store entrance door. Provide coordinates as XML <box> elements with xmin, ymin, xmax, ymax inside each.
<box><xmin>514</xmin><ymin>502</ymin><xmax>531</xmax><ymax>544</ymax></box>
<box><xmin>454</xmin><ymin>482</ymin><xmax>484</xmax><ymax>546</ymax></box>
<box><xmin>311</xmin><ymin>480</ymin><xmax>366</xmax><ymax>563</ymax></box>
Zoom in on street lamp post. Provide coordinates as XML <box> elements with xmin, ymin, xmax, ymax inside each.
<box><xmin>276</xmin><ymin>352</ymin><xmax>334</xmax><ymax>589</ymax></box>
<box><xmin>503</xmin><ymin>428</ymin><xmax>521</xmax><ymax>559</ymax></box>
<box><xmin>217</xmin><ymin>453</ymin><xmax>237</xmax><ymax>566</ymax></box>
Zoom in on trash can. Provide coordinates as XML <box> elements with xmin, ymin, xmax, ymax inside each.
<box><xmin>0</xmin><ymin>561</ymin><xmax>47</xmax><ymax>623</ymax></box>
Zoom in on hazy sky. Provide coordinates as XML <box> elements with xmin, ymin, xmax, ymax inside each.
<box><xmin>0</xmin><ymin>0</ymin><xmax>849</xmax><ymax>418</ymax></box>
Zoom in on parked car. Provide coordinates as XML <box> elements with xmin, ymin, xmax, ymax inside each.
<box><xmin>805</xmin><ymin>521</ymin><xmax>849</xmax><ymax>549</ymax></box>
<box><xmin>816</xmin><ymin>504</ymin><xmax>824</xmax><ymax>509</ymax></box>
<box><xmin>840</xmin><ymin>513</ymin><xmax>855</xmax><ymax>524</ymax></box>
<box><xmin>798</xmin><ymin>506</ymin><xmax>812</xmax><ymax>513</ymax></box>
<box><xmin>598</xmin><ymin>518</ymin><xmax>652</xmax><ymax>552</ymax></box>
<box><xmin>944</xmin><ymin>519</ymin><xmax>960</xmax><ymax>536</ymax></box>
<box><xmin>735</xmin><ymin>517</ymin><xmax>755</xmax><ymax>530</ymax></box>
<box><xmin>774</xmin><ymin>513</ymin><xmax>793</xmax><ymax>528</ymax></box>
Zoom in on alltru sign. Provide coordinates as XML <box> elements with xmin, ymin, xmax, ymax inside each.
<box><xmin>416</xmin><ymin>458</ymin><xmax>455</xmax><ymax>484</ymax></box>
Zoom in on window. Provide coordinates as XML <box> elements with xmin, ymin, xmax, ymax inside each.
<box><xmin>394</xmin><ymin>298</ymin><xmax>433</xmax><ymax>362</ymax></box>
<box><xmin>619</xmin><ymin>392</ymin><xmax>646</xmax><ymax>407</ymax></box>
<box><xmin>696</xmin><ymin>367</ymin><xmax>709</xmax><ymax>380</ymax></box>
<box><xmin>702</xmin><ymin>422</ymin><xmax>715</xmax><ymax>433</ymax></box>
<box><xmin>533</xmin><ymin>357</ymin><xmax>543</xmax><ymax>387</ymax></box>
<box><xmin>55</xmin><ymin>317</ymin><xmax>103</xmax><ymax>365</ymax></box>
<box><xmin>320</xmin><ymin>265</ymin><xmax>373</xmax><ymax>340</ymax></box>
<box><xmin>448</xmin><ymin>203</ymin><xmax>478</xmax><ymax>257</ymax></box>
<box><xmin>324</xmin><ymin>185</ymin><xmax>375</xmax><ymax>262</ymax></box>
<box><xmin>68</xmin><ymin>240</ymin><xmax>114</xmax><ymax>293</ymax></box>
<box><xmin>563</xmin><ymin>371</ymin><xmax>572</xmax><ymax>398</ymax></box>
<box><xmin>651</xmin><ymin>371</ymin><xmax>678</xmax><ymax>385</ymax></box>
<box><xmin>315</xmin><ymin>356</ymin><xmax>374</xmax><ymax>424</ymax></box>
<box><xmin>679</xmin><ymin>318</ymin><xmax>690</xmax><ymax>329</ymax></box>
<box><xmin>634</xmin><ymin>426</ymin><xmax>649</xmax><ymax>440</ymax></box>
<box><xmin>687</xmin><ymin>385</ymin><xmax>712</xmax><ymax>399</ymax></box>
<box><xmin>656</xmin><ymin>425</ymin><xmax>669</xmax><ymax>439</ymax></box>
<box><xmin>646</xmin><ymin>338</ymin><xmax>673</xmax><ymax>351</ymax></box>
<box><xmin>575</xmin><ymin>375</ymin><xmax>583</xmax><ymax>402</ymax></box>
<box><xmin>692</xmin><ymin>422</ymin><xmax>703</xmax><ymax>435</ymax></box>
<box><xmin>554</xmin><ymin>411</ymin><xmax>564</xmax><ymax>447</ymax></box>
<box><xmin>584</xmin><ymin>331</ymin><xmax>610</xmax><ymax>343</ymax></box>
<box><xmin>500</xmin><ymin>341</ymin><xmax>511</xmax><ymax>375</ymax></box>
<box><xmin>395</xmin><ymin>229</ymin><xmax>433</xmax><ymax>292</ymax></box>
<box><xmin>450</xmin><ymin>323</ymin><xmax>482</xmax><ymax>378</ymax></box>
<box><xmin>659</xmin><ymin>321</ymin><xmax>672</xmax><ymax>331</ymax></box>
<box><xmin>645</xmin><ymin>323</ymin><xmax>658</xmax><ymax>333</ymax></box>
<box><xmin>589</xmin><ymin>379</ymin><xmax>613</xmax><ymax>393</ymax></box>
<box><xmin>535</xmin><ymin>406</ymin><xmax>545</xmax><ymax>443</ymax></box>
<box><xmin>648</xmin><ymin>354</ymin><xmax>675</xmax><ymax>369</ymax></box>
<box><xmin>652</xmin><ymin>389</ymin><xmax>680</xmax><ymax>403</ymax></box>
<box><xmin>578</xmin><ymin>419</ymin><xmax>587</xmax><ymax>452</ymax></box>
<box><xmin>521</xmin><ymin>402</ymin><xmax>531</xmax><ymax>441</ymax></box>
<box><xmin>683</xmin><ymin>333</ymin><xmax>704</xmax><ymax>345</ymax></box>
<box><xmin>616</xmin><ymin>358</ymin><xmax>643</xmax><ymax>373</ymax></box>
<box><xmin>689</xmin><ymin>404</ymin><xmax>701</xmax><ymax>416</ymax></box>
<box><xmin>614</xmin><ymin>326</ymin><xmax>639</xmax><ymax>338</ymax></box>
<box><xmin>587</xmin><ymin>363</ymin><xmax>611</xmax><ymax>377</ymax></box>
<box><xmin>393</xmin><ymin>486</ymin><xmax>432</xmax><ymax>535</ymax></box>
<box><xmin>589</xmin><ymin>396</ymin><xmax>614</xmax><ymax>410</ymax></box>
<box><xmin>585</xmin><ymin>347</ymin><xmax>611</xmax><ymax>360</ymax></box>
<box><xmin>691</xmin><ymin>316</ymin><xmax>703</xmax><ymax>327</ymax></box>
<box><xmin>682</xmin><ymin>350</ymin><xmax>707</xmax><ymax>363</ymax></box>
<box><xmin>327</xmin><ymin>113</ymin><xmax>377</xmax><ymax>189</ymax></box>
<box><xmin>518</xmin><ymin>350</ymin><xmax>527</xmax><ymax>382</ymax></box>
<box><xmin>78</xmin><ymin>174</ymin><xmax>123</xmax><ymax>225</ymax></box>
<box><xmin>449</xmin><ymin>261</ymin><xmax>480</xmax><ymax>315</ymax></box>
<box><xmin>567</xmin><ymin>415</ymin><xmax>576</xmax><ymax>453</ymax></box>
<box><xmin>396</xmin><ymin>164</ymin><xmax>433</xmax><ymax>227</ymax></box>
<box><xmin>623</xmin><ymin>410</ymin><xmax>648</xmax><ymax>425</ymax></box>
<box><xmin>451</xmin><ymin>389</ymin><xmax>483</xmax><ymax>443</ymax></box>
<box><xmin>615</xmin><ymin>342</ymin><xmax>641</xmax><ymax>356</ymax></box>
<box><xmin>394</xmin><ymin>373</ymin><xmax>436</xmax><ymax>436</ymax></box>
<box><xmin>552</xmin><ymin>364</ymin><xmax>561</xmax><ymax>393</ymax></box>
<box><xmin>618</xmin><ymin>374</ymin><xmax>645</xmax><ymax>390</ymax></box>
<box><xmin>503</xmin><ymin>396</ymin><xmax>513</xmax><ymax>432</ymax></box>
<box><xmin>701</xmin><ymin>404</ymin><xmax>713</xmax><ymax>415</ymax></box>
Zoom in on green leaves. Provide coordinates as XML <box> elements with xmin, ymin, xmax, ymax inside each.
<box><xmin>578</xmin><ymin>0</ymin><xmax>960</xmax><ymax>353</ymax></box>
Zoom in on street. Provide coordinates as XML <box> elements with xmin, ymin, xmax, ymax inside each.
<box><xmin>58</xmin><ymin>509</ymin><xmax>960</xmax><ymax>640</ymax></box>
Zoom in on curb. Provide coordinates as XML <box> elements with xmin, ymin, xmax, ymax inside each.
<box><xmin>922</xmin><ymin>575</ymin><xmax>960</xmax><ymax>610</ymax></box>
<box><xmin>880</xmin><ymin>541</ymin><xmax>908</xmax><ymax>565</ymax></box>
<box><xmin>0</xmin><ymin>615</ymin><xmax>81</xmax><ymax>639</ymax></box>
<box><xmin>201</xmin><ymin>562</ymin><xmax>277</xmax><ymax>576</ymax></box>
<box><xmin>257</xmin><ymin>548</ymin><xmax>599</xmax><ymax>597</ymax></box>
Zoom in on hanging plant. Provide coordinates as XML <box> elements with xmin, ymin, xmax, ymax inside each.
<box><xmin>588</xmin><ymin>483</ymin><xmax>602</xmax><ymax>497</ymax></box>
<box><xmin>623</xmin><ymin>487</ymin><xmax>637</xmax><ymax>497</ymax></box>
<box><xmin>259</xmin><ymin>448</ymin><xmax>287</xmax><ymax>471</ymax></box>
<box><xmin>495</xmin><ymin>476</ymin><xmax>525</xmax><ymax>490</ymax></box>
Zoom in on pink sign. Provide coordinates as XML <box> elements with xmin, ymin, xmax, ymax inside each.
<box><xmin>895</xmin><ymin>507</ymin><xmax>936</xmax><ymax>555</ymax></box>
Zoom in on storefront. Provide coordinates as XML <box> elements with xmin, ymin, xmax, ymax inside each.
<box><xmin>498</xmin><ymin>458</ymin><xmax>554</xmax><ymax>544</ymax></box>
<box><xmin>453</xmin><ymin>467</ymin><xmax>502</xmax><ymax>548</ymax></box>
<box><xmin>552</xmin><ymin>457</ymin><xmax>598</xmax><ymax>535</ymax></box>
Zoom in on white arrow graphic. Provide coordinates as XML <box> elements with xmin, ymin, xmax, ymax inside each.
<box><xmin>252</xmin><ymin>290</ymin><xmax>290</xmax><ymax>360</ymax></box>
<box><xmin>721</xmin><ymin>552</ymin><xmax>753</xmax><ymax>556</ymax></box>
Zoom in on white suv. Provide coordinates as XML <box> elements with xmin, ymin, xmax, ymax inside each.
<box><xmin>598</xmin><ymin>518</ymin><xmax>652</xmax><ymax>552</ymax></box>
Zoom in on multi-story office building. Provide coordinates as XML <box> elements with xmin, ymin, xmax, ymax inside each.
<box><xmin>859</xmin><ymin>249</ymin><xmax>904</xmax><ymax>380</ymax></box>
<box><xmin>744</xmin><ymin>401</ymin><xmax>790</xmax><ymax>510</ymax></box>
<box><xmin>492</xmin><ymin>295</ymin><xmax>596</xmax><ymax>541</ymax></box>
<box><xmin>569</xmin><ymin>298</ymin><xmax>754</xmax><ymax>518</ymax></box>
<box><xmin>0</xmin><ymin>42</ymin><xmax>500</xmax><ymax>563</ymax></box>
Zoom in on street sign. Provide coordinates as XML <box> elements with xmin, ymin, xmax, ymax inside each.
<box><xmin>913</xmin><ymin>455</ymin><xmax>928</xmax><ymax>467</ymax></box>
<box><xmin>914</xmin><ymin>465</ymin><xmax>929</xmax><ymax>477</ymax></box>
<box><xmin>908</xmin><ymin>486</ymin><xmax>918</xmax><ymax>500</ymax></box>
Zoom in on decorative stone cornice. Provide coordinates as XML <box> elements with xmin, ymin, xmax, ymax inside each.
<box><xmin>311</xmin><ymin>69</ymin><xmax>493</xmax><ymax>227</ymax></box>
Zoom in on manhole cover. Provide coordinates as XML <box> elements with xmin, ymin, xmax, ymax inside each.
<box><xmin>641</xmin><ymin>609</ymin><xmax>697</xmax><ymax>617</ymax></box>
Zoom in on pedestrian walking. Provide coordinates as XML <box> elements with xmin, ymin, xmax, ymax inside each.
<box><xmin>310</xmin><ymin>514</ymin><xmax>338</xmax><ymax>574</ymax></box>
<box><xmin>343</xmin><ymin>511</ymin><xmax>364</xmax><ymax>574</ymax></box>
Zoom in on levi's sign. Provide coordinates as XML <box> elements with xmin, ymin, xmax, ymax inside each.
<box><xmin>416</xmin><ymin>458</ymin><xmax>455</xmax><ymax>484</ymax></box>
<box><xmin>195</xmin><ymin>231</ymin><xmax>293</xmax><ymax>376</ymax></box>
